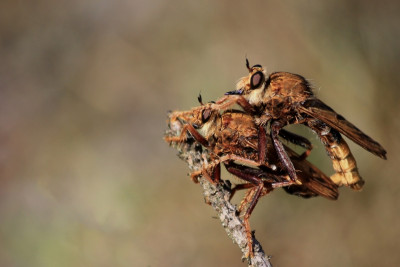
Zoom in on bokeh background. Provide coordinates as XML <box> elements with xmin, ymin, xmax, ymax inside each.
<box><xmin>1</xmin><ymin>0</ymin><xmax>399</xmax><ymax>266</ymax></box>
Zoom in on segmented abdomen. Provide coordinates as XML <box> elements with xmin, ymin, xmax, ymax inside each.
<box><xmin>307</xmin><ymin>119</ymin><xmax>364</xmax><ymax>191</ymax></box>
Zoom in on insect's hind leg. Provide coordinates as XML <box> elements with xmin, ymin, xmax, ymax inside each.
<box><xmin>270</xmin><ymin>121</ymin><xmax>298</xmax><ymax>182</ymax></box>
<box><xmin>224</xmin><ymin>163</ymin><xmax>265</xmax><ymax>258</ymax></box>
<box><xmin>278</xmin><ymin>128</ymin><xmax>313</xmax><ymax>160</ymax></box>
<box><xmin>224</xmin><ymin>162</ymin><xmax>294</xmax><ymax>258</ymax></box>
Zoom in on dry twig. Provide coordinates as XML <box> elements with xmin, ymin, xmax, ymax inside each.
<box><xmin>166</xmin><ymin>116</ymin><xmax>272</xmax><ymax>267</ymax></box>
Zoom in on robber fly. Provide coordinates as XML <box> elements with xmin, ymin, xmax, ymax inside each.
<box><xmin>215</xmin><ymin>59</ymin><xmax>387</xmax><ymax>190</ymax></box>
<box><xmin>164</xmin><ymin>97</ymin><xmax>338</xmax><ymax>257</ymax></box>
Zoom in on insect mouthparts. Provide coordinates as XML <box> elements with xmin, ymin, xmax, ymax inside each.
<box><xmin>225</xmin><ymin>89</ymin><xmax>243</xmax><ymax>95</ymax></box>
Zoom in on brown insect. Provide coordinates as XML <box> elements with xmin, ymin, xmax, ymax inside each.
<box><xmin>215</xmin><ymin>59</ymin><xmax>387</xmax><ymax>190</ymax></box>
<box><xmin>165</xmin><ymin>97</ymin><xmax>338</xmax><ymax>257</ymax></box>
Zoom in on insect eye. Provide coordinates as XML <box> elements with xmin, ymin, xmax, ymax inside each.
<box><xmin>202</xmin><ymin>109</ymin><xmax>212</xmax><ymax>122</ymax></box>
<box><xmin>250</xmin><ymin>71</ymin><xmax>264</xmax><ymax>89</ymax></box>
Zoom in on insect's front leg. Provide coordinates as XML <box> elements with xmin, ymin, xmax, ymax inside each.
<box><xmin>191</xmin><ymin>157</ymin><xmax>222</xmax><ymax>185</ymax></box>
<box><xmin>270</xmin><ymin>120</ymin><xmax>299</xmax><ymax>182</ymax></box>
<box><xmin>212</xmin><ymin>95</ymin><xmax>255</xmax><ymax>114</ymax></box>
<box><xmin>165</xmin><ymin>124</ymin><xmax>209</xmax><ymax>147</ymax></box>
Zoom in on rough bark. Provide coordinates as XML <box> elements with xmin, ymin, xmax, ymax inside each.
<box><xmin>166</xmin><ymin>117</ymin><xmax>272</xmax><ymax>267</ymax></box>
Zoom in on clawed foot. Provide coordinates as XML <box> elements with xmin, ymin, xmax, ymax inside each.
<box><xmin>244</xmin><ymin>230</ymin><xmax>255</xmax><ymax>261</ymax></box>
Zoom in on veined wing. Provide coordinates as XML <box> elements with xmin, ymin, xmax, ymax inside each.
<box><xmin>298</xmin><ymin>98</ymin><xmax>387</xmax><ymax>159</ymax></box>
<box><xmin>284</xmin><ymin>145</ymin><xmax>339</xmax><ymax>200</ymax></box>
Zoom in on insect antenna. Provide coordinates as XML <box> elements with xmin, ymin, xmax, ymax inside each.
<box><xmin>246</xmin><ymin>57</ymin><xmax>250</xmax><ymax>71</ymax></box>
<box><xmin>198</xmin><ymin>93</ymin><xmax>204</xmax><ymax>105</ymax></box>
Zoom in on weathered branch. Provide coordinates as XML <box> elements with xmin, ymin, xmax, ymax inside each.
<box><xmin>166</xmin><ymin>117</ymin><xmax>272</xmax><ymax>267</ymax></box>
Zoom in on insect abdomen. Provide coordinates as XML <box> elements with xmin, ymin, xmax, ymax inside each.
<box><xmin>307</xmin><ymin>120</ymin><xmax>364</xmax><ymax>190</ymax></box>
<box><xmin>329</xmin><ymin>138</ymin><xmax>364</xmax><ymax>190</ymax></box>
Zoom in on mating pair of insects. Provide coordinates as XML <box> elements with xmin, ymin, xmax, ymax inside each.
<box><xmin>164</xmin><ymin>59</ymin><xmax>387</xmax><ymax>258</ymax></box>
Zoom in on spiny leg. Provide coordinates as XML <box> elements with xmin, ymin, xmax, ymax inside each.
<box><xmin>191</xmin><ymin>160</ymin><xmax>221</xmax><ymax>185</ymax></box>
<box><xmin>257</xmin><ymin>125</ymin><xmax>267</xmax><ymax>164</ymax></box>
<box><xmin>270</xmin><ymin>121</ymin><xmax>298</xmax><ymax>182</ymax></box>
<box><xmin>165</xmin><ymin>124</ymin><xmax>209</xmax><ymax>147</ymax></box>
<box><xmin>237</xmin><ymin>186</ymin><xmax>258</xmax><ymax>214</ymax></box>
<box><xmin>190</xmin><ymin>154</ymin><xmax>255</xmax><ymax>186</ymax></box>
<box><xmin>205</xmin><ymin>162</ymin><xmax>221</xmax><ymax>184</ymax></box>
<box><xmin>230</xmin><ymin>179</ymin><xmax>295</xmax><ymax>202</ymax></box>
<box><xmin>226</xmin><ymin>161</ymin><xmax>295</xmax><ymax>199</ymax></box>
<box><xmin>218</xmin><ymin>152</ymin><xmax>277</xmax><ymax>170</ymax></box>
<box><xmin>243</xmin><ymin>182</ymin><xmax>264</xmax><ymax>258</ymax></box>
<box><xmin>229</xmin><ymin>183</ymin><xmax>257</xmax><ymax>202</ymax></box>
<box><xmin>237</xmin><ymin>175</ymin><xmax>295</xmax><ymax>258</ymax></box>
<box><xmin>278</xmin><ymin>128</ymin><xmax>313</xmax><ymax>160</ymax></box>
<box><xmin>212</xmin><ymin>95</ymin><xmax>256</xmax><ymax>114</ymax></box>
<box><xmin>224</xmin><ymin>163</ymin><xmax>268</xmax><ymax>258</ymax></box>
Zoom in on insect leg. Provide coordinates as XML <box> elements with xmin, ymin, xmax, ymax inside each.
<box><xmin>212</xmin><ymin>95</ymin><xmax>255</xmax><ymax>114</ymax></box>
<box><xmin>224</xmin><ymin>163</ymin><xmax>265</xmax><ymax>258</ymax></box>
<box><xmin>270</xmin><ymin>121</ymin><xmax>298</xmax><ymax>182</ymax></box>
<box><xmin>165</xmin><ymin>124</ymin><xmax>209</xmax><ymax>147</ymax></box>
<box><xmin>191</xmin><ymin>157</ymin><xmax>222</xmax><ymax>185</ymax></box>
<box><xmin>199</xmin><ymin>165</ymin><xmax>220</xmax><ymax>184</ymax></box>
<box><xmin>218</xmin><ymin>154</ymin><xmax>258</xmax><ymax>167</ymax></box>
<box><xmin>224</xmin><ymin>162</ymin><xmax>297</xmax><ymax>257</ymax></box>
<box><xmin>229</xmin><ymin>183</ymin><xmax>256</xmax><ymax>201</ymax></box>
<box><xmin>257</xmin><ymin>125</ymin><xmax>267</xmax><ymax>163</ymax></box>
<box><xmin>278</xmin><ymin>129</ymin><xmax>313</xmax><ymax>160</ymax></box>
<box><xmin>230</xmin><ymin>178</ymin><xmax>294</xmax><ymax>201</ymax></box>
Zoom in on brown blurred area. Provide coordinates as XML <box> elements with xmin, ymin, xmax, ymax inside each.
<box><xmin>0</xmin><ymin>0</ymin><xmax>399</xmax><ymax>266</ymax></box>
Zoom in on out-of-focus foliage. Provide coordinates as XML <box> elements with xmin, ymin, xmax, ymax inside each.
<box><xmin>0</xmin><ymin>0</ymin><xmax>399</xmax><ymax>266</ymax></box>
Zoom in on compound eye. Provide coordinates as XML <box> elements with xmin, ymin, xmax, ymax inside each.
<box><xmin>201</xmin><ymin>109</ymin><xmax>212</xmax><ymax>122</ymax></box>
<box><xmin>250</xmin><ymin>71</ymin><xmax>264</xmax><ymax>89</ymax></box>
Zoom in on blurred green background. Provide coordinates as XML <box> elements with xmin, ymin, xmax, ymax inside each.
<box><xmin>1</xmin><ymin>0</ymin><xmax>399</xmax><ymax>266</ymax></box>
